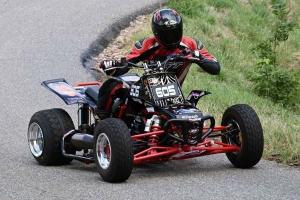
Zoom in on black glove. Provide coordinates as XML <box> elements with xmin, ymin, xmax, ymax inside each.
<box><xmin>180</xmin><ymin>49</ymin><xmax>204</xmax><ymax>61</ymax></box>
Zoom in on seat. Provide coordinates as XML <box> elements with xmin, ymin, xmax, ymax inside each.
<box><xmin>85</xmin><ymin>85</ymin><xmax>101</xmax><ymax>103</ymax></box>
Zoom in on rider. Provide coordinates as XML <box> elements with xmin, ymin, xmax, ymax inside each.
<box><xmin>95</xmin><ymin>8</ymin><xmax>221</xmax><ymax>120</ymax></box>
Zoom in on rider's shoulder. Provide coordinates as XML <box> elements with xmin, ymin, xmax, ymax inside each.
<box><xmin>180</xmin><ymin>36</ymin><xmax>204</xmax><ymax>50</ymax></box>
<box><xmin>134</xmin><ymin>37</ymin><xmax>157</xmax><ymax>50</ymax></box>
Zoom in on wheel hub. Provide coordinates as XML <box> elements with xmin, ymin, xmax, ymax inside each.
<box><xmin>226</xmin><ymin>120</ymin><xmax>242</xmax><ymax>154</ymax></box>
<box><xmin>96</xmin><ymin>133</ymin><xmax>111</xmax><ymax>169</ymax></box>
<box><xmin>28</xmin><ymin>122</ymin><xmax>44</xmax><ymax>157</ymax></box>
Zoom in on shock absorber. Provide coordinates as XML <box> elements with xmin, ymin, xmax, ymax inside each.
<box><xmin>78</xmin><ymin>103</ymin><xmax>91</xmax><ymax>133</ymax></box>
<box><xmin>148</xmin><ymin>135</ymin><xmax>159</xmax><ymax>146</ymax></box>
<box><xmin>151</xmin><ymin>117</ymin><xmax>161</xmax><ymax>131</ymax></box>
<box><xmin>146</xmin><ymin>115</ymin><xmax>161</xmax><ymax>146</ymax></box>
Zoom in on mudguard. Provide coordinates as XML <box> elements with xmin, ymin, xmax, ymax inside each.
<box><xmin>42</xmin><ymin>78</ymin><xmax>88</xmax><ymax>105</ymax></box>
<box><xmin>187</xmin><ymin>90</ymin><xmax>211</xmax><ymax>107</ymax></box>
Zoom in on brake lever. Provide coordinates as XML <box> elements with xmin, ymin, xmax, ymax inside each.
<box><xmin>187</xmin><ymin>57</ymin><xmax>200</xmax><ymax>61</ymax></box>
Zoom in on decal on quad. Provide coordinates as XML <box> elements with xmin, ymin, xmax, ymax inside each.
<box><xmin>130</xmin><ymin>85</ymin><xmax>140</xmax><ymax>97</ymax></box>
<box><xmin>152</xmin><ymin>83</ymin><xmax>179</xmax><ymax>99</ymax></box>
<box><xmin>49</xmin><ymin>82</ymin><xmax>76</xmax><ymax>96</ymax></box>
<box><xmin>165</xmin><ymin>61</ymin><xmax>183</xmax><ymax>69</ymax></box>
<box><xmin>146</xmin><ymin>73</ymin><xmax>185</xmax><ymax>107</ymax></box>
<box><xmin>45</xmin><ymin>81</ymin><xmax>85</xmax><ymax>104</ymax></box>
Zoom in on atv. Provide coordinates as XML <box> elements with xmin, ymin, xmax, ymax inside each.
<box><xmin>27</xmin><ymin>53</ymin><xmax>264</xmax><ymax>182</ymax></box>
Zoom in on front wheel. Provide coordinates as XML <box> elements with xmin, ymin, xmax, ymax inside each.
<box><xmin>221</xmin><ymin>104</ymin><xmax>264</xmax><ymax>168</ymax></box>
<box><xmin>93</xmin><ymin>118</ymin><xmax>133</xmax><ymax>182</ymax></box>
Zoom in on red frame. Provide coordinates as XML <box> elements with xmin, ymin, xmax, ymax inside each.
<box><xmin>76</xmin><ymin>82</ymin><xmax>102</xmax><ymax>87</ymax></box>
<box><xmin>116</xmin><ymin>105</ymin><xmax>241</xmax><ymax>164</ymax></box>
<box><xmin>76</xmin><ymin>82</ymin><xmax>241</xmax><ymax>164</ymax></box>
<box><xmin>131</xmin><ymin>126</ymin><xmax>240</xmax><ymax>164</ymax></box>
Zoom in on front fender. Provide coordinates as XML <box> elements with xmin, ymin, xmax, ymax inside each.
<box><xmin>187</xmin><ymin>90</ymin><xmax>211</xmax><ymax>107</ymax></box>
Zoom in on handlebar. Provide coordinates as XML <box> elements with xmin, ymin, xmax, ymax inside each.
<box><xmin>103</xmin><ymin>53</ymin><xmax>201</xmax><ymax>73</ymax></box>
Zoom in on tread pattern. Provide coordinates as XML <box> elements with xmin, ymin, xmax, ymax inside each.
<box><xmin>30</xmin><ymin>108</ymin><xmax>75</xmax><ymax>165</ymax></box>
<box><xmin>94</xmin><ymin>118</ymin><xmax>133</xmax><ymax>182</ymax></box>
<box><xmin>222</xmin><ymin>104</ymin><xmax>264</xmax><ymax>168</ymax></box>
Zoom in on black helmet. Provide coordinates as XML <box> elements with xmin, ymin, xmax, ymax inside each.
<box><xmin>151</xmin><ymin>9</ymin><xmax>183</xmax><ymax>50</ymax></box>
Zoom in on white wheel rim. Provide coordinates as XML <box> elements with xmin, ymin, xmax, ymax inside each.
<box><xmin>28</xmin><ymin>122</ymin><xmax>44</xmax><ymax>157</ymax></box>
<box><xmin>96</xmin><ymin>133</ymin><xmax>111</xmax><ymax>169</ymax></box>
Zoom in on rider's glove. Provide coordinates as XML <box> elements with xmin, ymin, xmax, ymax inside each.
<box><xmin>181</xmin><ymin>49</ymin><xmax>204</xmax><ymax>62</ymax></box>
<box><xmin>192</xmin><ymin>50</ymin><xmax>205</xmax><ymax>61</ymax></box>
<box><xmin>99</xmin><ymin>60</ymin><xmax>120</xmax><ymax>70</ymax></box>
<box><xmin>181</xmin><ymin>49</ymin><xmax>203</xmax><ymax>58</ymax></box>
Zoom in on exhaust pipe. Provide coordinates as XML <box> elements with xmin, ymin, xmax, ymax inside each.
<box><xmin>71</xmin><ymin>133</ymin><xmax>93</xmax><ymax>150</ymax></box>
<box><xmin>62</xmin><ymin>130</ymin><xmax>95</xmax><ymax>163</ymax></box>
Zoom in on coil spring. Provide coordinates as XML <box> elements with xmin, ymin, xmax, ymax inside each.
<box><xmin>148</xmin><ymin>134</ymin><xmax>159</xmax><ymax>146</ymax></box>
<box><xmin>151</xmin><ymin>125</ymin><xmax>161</xmax><ymax>132</ymax></box>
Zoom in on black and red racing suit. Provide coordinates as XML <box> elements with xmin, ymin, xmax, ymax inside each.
<box><xmin>96</xmin><ymin>36</ymin><xmax>220</xmax><ymax>112</ymax></box>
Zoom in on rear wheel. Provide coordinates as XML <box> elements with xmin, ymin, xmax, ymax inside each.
<box><xmin>27</xmin><ymin>108</ymin><xmax>75</xmax><ymax>165</ymax></box>
<box><xmin>221</xmin><ymin>104</ymin><xmax>264</xmax><ymax>168</ymax></box>
<box><xmin>93</xmin><ymin>118</ymin><xmax>133</xmax><ymax>182</ymax></box>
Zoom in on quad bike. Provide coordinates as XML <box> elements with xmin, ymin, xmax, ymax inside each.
<box><xmin>27</xmin><ymin>53</ymin><xmax>264</xmax><ymax>183</ymax></box>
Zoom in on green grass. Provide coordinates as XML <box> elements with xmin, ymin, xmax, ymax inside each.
<box><xmin>100</xmin><ymin>0</ymin><xmax>300</xmax><ymax>166</ymax></box>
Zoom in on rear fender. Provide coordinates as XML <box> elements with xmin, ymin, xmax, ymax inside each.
<box><xmin>187</xmin><ymin>90</ymin><xmax>211</xmax><ymax>107</ymax></box>
<box><xmin>42</xmin><ymin>78</ymin><xmax>88</xmax><ymax>105</ymax></box>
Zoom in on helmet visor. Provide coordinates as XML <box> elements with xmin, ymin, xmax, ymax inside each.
<box><xmin>156</xmin><ymin>27</ymin><xmax>183</xmax><ymax>47</ymax></box>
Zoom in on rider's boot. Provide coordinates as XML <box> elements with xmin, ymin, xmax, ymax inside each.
<box><xmin>95</xmin><ymin>108</ymin><xmax>111</xmax><ymax>121</ymax></box>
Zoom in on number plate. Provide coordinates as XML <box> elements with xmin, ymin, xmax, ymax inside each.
<box><xmin>151</xmin><ymin>83</ymin><xmax>180</xmax><ymax>100</ymax></box>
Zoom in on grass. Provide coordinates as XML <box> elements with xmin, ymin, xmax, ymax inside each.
<box><xmin>98</xmin><ymin>0</ymin><xmax>300</xmax><ymax>166</ymax></box>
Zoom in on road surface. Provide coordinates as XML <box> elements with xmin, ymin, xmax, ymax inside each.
<box><xmin>0</xmin><ymin>0</ymin><xmax>299</xmax><ymax>199</ymax></box>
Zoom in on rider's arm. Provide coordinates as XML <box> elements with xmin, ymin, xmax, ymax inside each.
<box><xmin>182</xmin><ymin>37</ymin><xmax>221</xmax><ymax>75</ymax></box>
<box><xmin>108</xmin><ymin>37</ymin><xmax>158</xmax><ymax>76</ymax></box>
<box><xmin>196</xmin><ymin>47</ymin><xmax>221</xmax><ymax>75</ymax></box>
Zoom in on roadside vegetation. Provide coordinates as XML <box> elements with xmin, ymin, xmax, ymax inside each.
<box><xmin>99</xmin><ymin>0</ymin><xmax>300</xmax><ymax>166</ymax></box>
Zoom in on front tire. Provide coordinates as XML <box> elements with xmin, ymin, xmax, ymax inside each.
<box><xmin>93</xmin><ymin>118</ymin><xmax>133</xmax><ymax>182</ymax></box>
<box><xmin>27</xmin><ymin>108</ymin><xmax>75</xmax><ymax>165</ymax></box>
<box><xmin>221</xmin><ymin>104</ymin><xmax>264</xmax><ymax>168</ymax></box>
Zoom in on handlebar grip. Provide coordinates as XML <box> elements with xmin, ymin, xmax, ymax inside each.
<box><xmin>187</xmin><ymin>57</ymin><xmax>200</xmax><ymax>62</ymax></box>
<box><xmin>103</xmin><ymin>65</ymin><xmax>127</xmax><ymax>71</ymax></box>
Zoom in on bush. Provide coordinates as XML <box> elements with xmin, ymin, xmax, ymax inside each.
<box><xmin>251</xmin><ymin>1</ymin><xmax>299</xmax><ymax>109</ymax></box>
<box><xmin>251</xmin><ymin>61</ymin><xmax>299</xmax><ymax>107</ymax></box>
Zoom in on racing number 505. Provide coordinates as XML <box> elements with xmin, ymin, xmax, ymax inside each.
<box><xmin>155</xmin><ymin>85</ymin><xmax>176</xmax><ymax>98</ymax></box>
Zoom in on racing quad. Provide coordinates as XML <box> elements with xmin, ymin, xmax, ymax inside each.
<box><xmin>27</xmin><ymin>53</ymin><xmax>264</xmax><ymax>182</ymax></box>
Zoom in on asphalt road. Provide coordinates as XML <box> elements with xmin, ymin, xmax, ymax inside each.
<box><xmin>0</xmin><ymin>1</ymin><xmax>299</xmax><ymax>199</ymax></box>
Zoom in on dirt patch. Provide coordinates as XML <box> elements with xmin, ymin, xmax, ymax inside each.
<box><xmin>92</xmin><ymin>14</ymin><xmax>152</xmax><ymax>68</ymax></box>
<box><xmin>238</xmin><ymin>0</ymin><xmax>251</xmax><ymax>8</ymax></box>
<box><xmin>291</xmin><ymin>52</ymin><xmax>300</xmax><ymax>71</ymax></box>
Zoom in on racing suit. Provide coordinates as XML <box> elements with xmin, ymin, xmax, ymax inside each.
<box><xmin>96</xmin><ymin>36</ymin><xmax>220</xmax><ymax>119</ymax></box>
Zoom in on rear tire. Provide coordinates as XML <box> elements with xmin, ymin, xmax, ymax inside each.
<box><xmin>27</xmin><ymin>108</ymin><xmax>75</xmax><ymax>165</ymax></box>
<box><xmin>221</xmin><ymin>104</ymin><xmax>264</xmax><ymax>168</ymax></box>
<box><xmin>93</xmin><ymin>118</ymin><xmax>133</xmax><ymax>182</ymax></box>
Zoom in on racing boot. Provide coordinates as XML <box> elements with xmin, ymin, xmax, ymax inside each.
<box><xmin>95</xmin><ymin>108</ymin><xmax>111</xmax><ymax>121</ymax></box>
